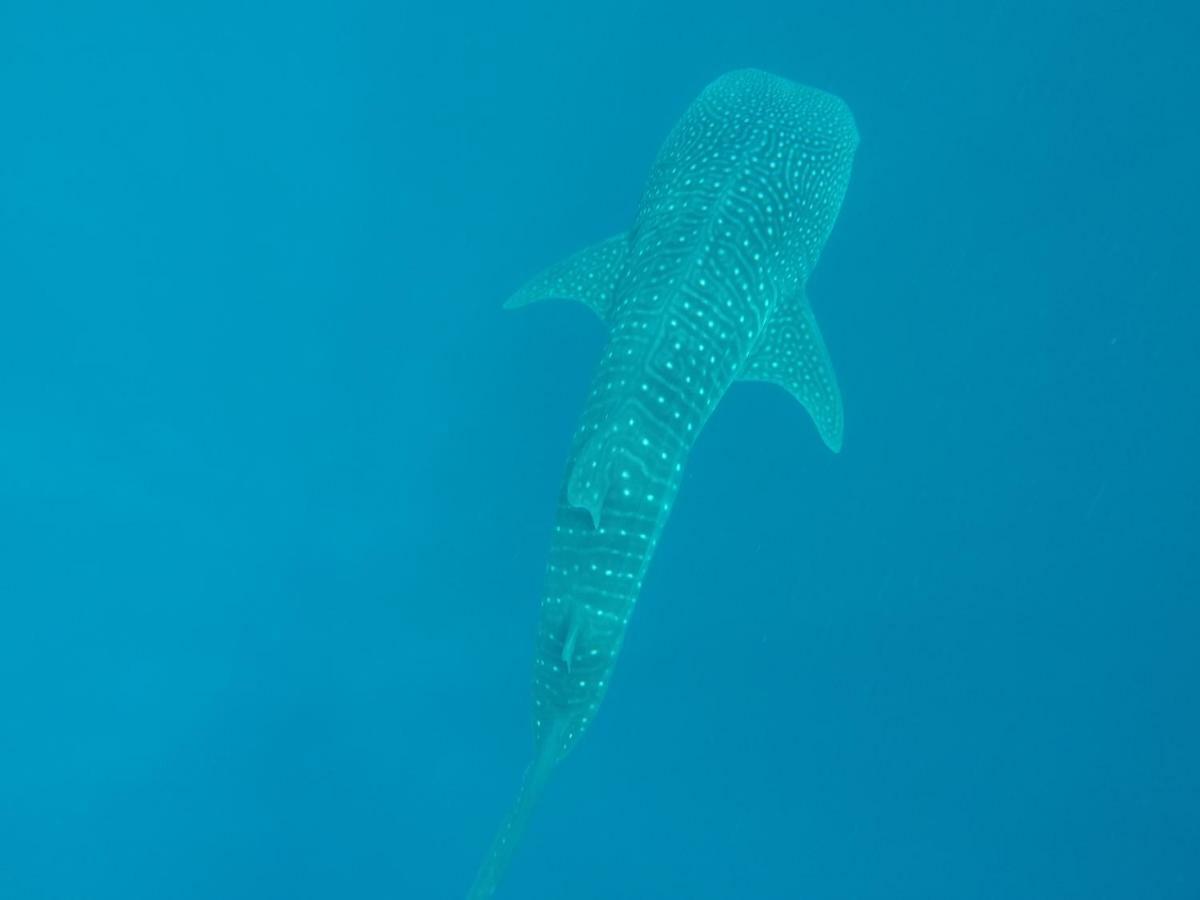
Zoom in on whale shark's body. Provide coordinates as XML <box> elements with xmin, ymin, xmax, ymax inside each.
<box><xmin>468</xmin><ymin>69</ymin><xmax>859</xmax><ymax>898</ymax></box>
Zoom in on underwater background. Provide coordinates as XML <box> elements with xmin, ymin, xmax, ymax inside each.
<box><xmin>2</xmin><ymin>1</ymin><xmax>1197</xmax><ymax>898</ymax></box>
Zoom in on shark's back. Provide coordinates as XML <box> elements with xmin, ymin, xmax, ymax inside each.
<box><xmin>469</xmin><ymin>70</ymin><xmax>861</xmax><ymax>900</ymax></box>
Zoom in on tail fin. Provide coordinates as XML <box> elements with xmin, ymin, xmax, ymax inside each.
<box><xmin>466</xmin><ymin>723</ymin><xmax>564</xmax><ymax>899</ymax></box>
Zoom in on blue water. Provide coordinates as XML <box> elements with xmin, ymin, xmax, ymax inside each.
<box><xmin>2</xmin><ymin>2</ymin><xmax>1197</xmax><ymax>898</ymax></box>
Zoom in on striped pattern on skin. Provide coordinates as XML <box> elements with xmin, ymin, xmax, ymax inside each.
<box><xmin>535</xmin><ymin>69</ymin><xmax>857</xmax><ymax>760</ymax></box>
<box><xmin>469</xmin><ymin>69</ymin><xmax>858</xmax><ymax>899</ymax></box>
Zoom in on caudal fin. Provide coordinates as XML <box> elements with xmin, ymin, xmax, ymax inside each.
<box><xmin>466</xmin><ymin>726</ymin><xmax>563</xmax><ymax>899</ymax></box>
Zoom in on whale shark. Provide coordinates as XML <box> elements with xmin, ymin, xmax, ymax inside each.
<box><xmin>468</xmin><ymin>69</ymin><xmax>859</xmax><ymax>898</ymax></box>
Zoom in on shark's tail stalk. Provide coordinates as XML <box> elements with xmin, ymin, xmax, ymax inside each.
<box><xmin>466</xmin><ymin>720</ymin><xmax>566</xmax><ymax>899</ymax></box>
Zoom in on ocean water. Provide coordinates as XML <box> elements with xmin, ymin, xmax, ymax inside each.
<box><xmin>1</xmin><ymin>1</ymin><xmax>1197</xmax><ymax>898</ymax></box>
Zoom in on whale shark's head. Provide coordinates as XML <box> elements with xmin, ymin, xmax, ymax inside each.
<box><xmin>700</xmin><ymin>68</ymin><xmax>859</xmax><ymax>145</ymax></box>
<box><xmin>679</xmin><ymin>69</ymin><xmax>859</xmax><ymax>280</ymax></box>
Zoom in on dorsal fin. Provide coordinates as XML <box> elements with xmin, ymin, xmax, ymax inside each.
<box><xmin>504</xmin><ymin>233</ymin><xmax>628</xmax><ymax>322</ymax></box>
<box><xmin>741</xmin><ymin>289</ymin><xmax>844</xmax><ymax>452</ymax></box>
<box><xmin>561</xmin><ymin>606</ymin><xmax>584</xmax><ymax>673</ymax></box>
<box><xmin>565</xmin><ymin>432</ymin><xmax>613</xmax><ymax>528</ymax></box>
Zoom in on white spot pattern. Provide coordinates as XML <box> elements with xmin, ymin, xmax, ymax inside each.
<box><xmin>520</xmin><ymin>70</ymin><xmax>858</xmax><ymax>760</ymax></box>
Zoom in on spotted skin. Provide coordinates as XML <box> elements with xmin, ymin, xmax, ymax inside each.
<box><xmin>504</xmin><ymin>233</ymin><xmax>627</xmax><ymax>319</ymax></box>
<box><xmin>742</xmin><ymin>291</ymin><xmax>844</xmax><ymax>451</ymax></box>
<box><xmin>468</xmin><ymin>69</ymin><xmax>858</xmax><ymax>899</ymax></box>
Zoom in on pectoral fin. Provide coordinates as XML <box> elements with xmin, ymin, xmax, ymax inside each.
<box><xmin>742</xmin><ymin>290</ymin><xmax>844</xmax><ymax>452</ymax></box>
<box><xmin>504</xmin><ymin>233</ymin><xmax>628</xmax><ymax>322</ymax></box>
